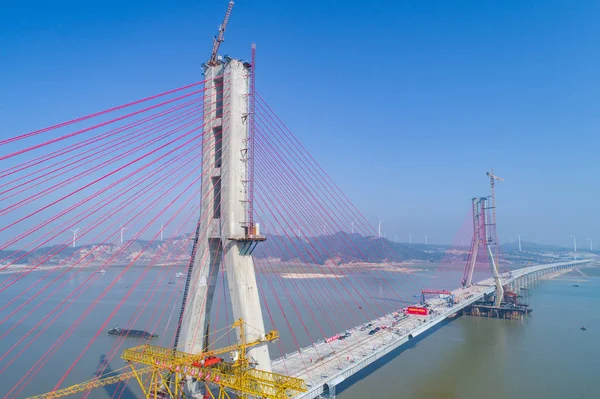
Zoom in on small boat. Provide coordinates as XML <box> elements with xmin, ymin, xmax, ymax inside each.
<box><xmin>580</xmin><ymin>327</ymin><xmax>587</xmax><ymax>331</ymax></box>
<box><xmin>97</xmin><ymin>270</ymin><xmax>106</xmax><ymax>274</ymax></box>
<box><xmin>572</xmin><ymin>284</ymin><xmax>580</xmax><ymax>287</ymax></box>
<box><xmin>108</xmin><ymin>327</ymin><xmax>158</xmax><ymax>339</ymax></box>
<box><xmin>174</xmin><ymin>272</ymin><xmax>186</xmax><ymax>278</ymax></box>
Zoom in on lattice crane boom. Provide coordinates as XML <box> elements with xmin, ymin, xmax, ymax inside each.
<box><xmin>26</xmin><ymin>320</ymin><xmax>306</xmax><ymax>399</ymax></box>
<box><xmin>25</xmin><ymin>367</ymin><xmax>153</xmax><ymax>399</ymax></box>
<box><xmin>486</xmin><ymin>171</ymin><xmax>504</xmax><ymax>182</ymax></box>
<box><xmin>208</xmin><ymin>0</ymin><xmax>235</xmax><ymax>66</ymax></box>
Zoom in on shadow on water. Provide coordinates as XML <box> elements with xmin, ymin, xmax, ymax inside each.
<box><xmin>335</xmin><ymin>317</ymin><xmax>454</xmax><ymax>394</ymax></box>
<box><xmin>97</xmin><ymin>355</ymin><xmax>137</xmax><ymax>399</ymax></box>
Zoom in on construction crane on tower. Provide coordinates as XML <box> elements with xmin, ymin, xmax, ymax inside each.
<box><xmin>486</xmin><ymin>169</ymin><xmax>504</xmax><ymax>268</ymax></box>
<box><xmin>26</xmin><ymin>319</ymin><xmax>307</xmax><ymax>399</ymax></box>
<box><xmin>207</xmin><ymin>0</ymin><xmax>235</xmax><ymax>66</ymax></box>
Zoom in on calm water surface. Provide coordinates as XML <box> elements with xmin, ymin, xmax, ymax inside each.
<box><xmin>1</xmin><ymin>265</ymin><xmax>597</xmax><ymax>398</ymax></box>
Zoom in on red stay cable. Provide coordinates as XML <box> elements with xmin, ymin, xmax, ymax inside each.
<box><xmin>0</xmin><ymin>79</ymin><xmax>208</xmax><ymax>147</ymax></box>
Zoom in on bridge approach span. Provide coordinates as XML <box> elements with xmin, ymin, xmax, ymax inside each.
<box><xmin>271</xmin><ymin>259</ymin><xmax>593</xmax><ymax>399</ymax></box>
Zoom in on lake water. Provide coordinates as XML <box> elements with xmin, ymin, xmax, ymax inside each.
<box><xmin>0</xmin><ymin>264</ymin><xmax>597</xmax><ymax>398</ymax></box>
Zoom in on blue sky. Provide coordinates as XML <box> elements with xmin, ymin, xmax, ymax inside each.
<box><xmin>1</xmin><ymin>0</ymin><xmax>598</xmax><ymax>246</ymax></box>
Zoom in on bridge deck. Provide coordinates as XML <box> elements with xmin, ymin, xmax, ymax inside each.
<box><xmin>271</xmin><ymin>260</ymin><xmax>592</xmax><ymax>399</ymax></box>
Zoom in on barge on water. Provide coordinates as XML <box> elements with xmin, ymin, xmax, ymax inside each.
<box><xmin>108</xmin><ymin>327</ymin><xmax>158</xmax><ymax>339</ymax></box>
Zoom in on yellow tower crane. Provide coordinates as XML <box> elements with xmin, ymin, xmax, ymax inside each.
<box><xmin>26</xmin><ymin>319</ymin><xmax>307</xmax><ymax>399</ymax></box>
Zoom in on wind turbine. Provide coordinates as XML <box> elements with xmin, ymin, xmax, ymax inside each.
<box><xmin>349</xmin><ymin>221</ymin><xmax>355</xmax><ymax>234</ymax></box>
<box><xmin>120</xmin><ymin>225</ymin><xmax>128</xmax><ymax>244</ymax></box>
<box><xmin>568</xmin><ymin>235</ymin><xmax>577</xmax><ymax>252</ymax></box>
<box><xmin>408</xmin><ymin>234</ymin><xmax>412</xmax><ymax>244</ymax></box>
<box><xmin>586</xmin><ymin>238</ymin><xmax>593</xmax><ymax>251</ymax></box>
<box><xmin>70</xmin><ymin>228</ymin><xmax>80</xmax><ymax>248</ymax></box>
<box><xmin>394</xmin><ymin>235</ymin><xmax>398</xmax><ymax>243</ymax></box>
<box><xmin>377</xmin><ymin>220</ymin><xmax>384</xmax><ymax>238</ymax></box>
<box><xmin>515</xmin><ymin>233</ymin><xmax>527</xmax><ymax>252</ymax></box>
<box><xmin>424</xmin><ymin>235</ymin><xmax>428</xmax><ymax>245</ymax></box>
<box><xmin>160</xmin><ymin>223</ymin><xmax>166</xmax><ymax>241</ymax></box>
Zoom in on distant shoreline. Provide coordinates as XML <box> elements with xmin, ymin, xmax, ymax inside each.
<box><xmin>2</xmin><ymin>258</ymin><xmax>592</xmax><ymax>277</ymax></box>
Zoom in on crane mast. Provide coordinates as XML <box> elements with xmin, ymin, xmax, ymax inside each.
<box><xmin>486</xmin><ymin>169</ymin><xmax>504</xmax><ymax>268</ymax></box>
<box><xmin>208</xmin><ymin>0</ymin><xmax>235</xmax><ymax>66</ymax></box>
<box><xmin>485</xmin><ymin>169</ymin><xmax>504</xmax><ymax>306</ymax></box>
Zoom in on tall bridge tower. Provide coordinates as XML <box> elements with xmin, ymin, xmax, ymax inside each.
<box><xmin>176</xmin><ymin>58</ymin><xmax>272</xmax><ymax>374</ymax></box>
<box><xmin>462</xmin><ymin>196</ymin><xmax>504</xmax><ymax>306</ymax></box>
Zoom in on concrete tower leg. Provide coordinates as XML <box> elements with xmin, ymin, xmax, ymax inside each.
<box><xmin>178</xmin><ymin>60</ymin><xmax>271</xmax><ymax>373</ymax></box>
<box><xmin>178</xmin><ymin>63</ymin><xmax>226</xmax><ymax>357</ymax></box>
<box><xmin>221</xmin><ymin>60</ymin><xmax>271</xmax><ymax>371</ymax></box>
<box><xmin>463</xmin><ymin>198</ymin><xmax>479</xmax><ymax>287</ymax></box>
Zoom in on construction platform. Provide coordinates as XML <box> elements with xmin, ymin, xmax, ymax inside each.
<box><xmin>463</xmin><ymin>302</ymin><xmax>531</xmax><ymax>320</ymax></box>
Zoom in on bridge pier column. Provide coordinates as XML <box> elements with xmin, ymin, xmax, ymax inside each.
<box><xmin>324</xmin><ymin>384</ymin><xmax>336</xmax><ymax>399</ymax></box>
<box><xmin>323</xmin><ymin>377</ymin><xmax>345</xmax><ymax>399</ymax></box>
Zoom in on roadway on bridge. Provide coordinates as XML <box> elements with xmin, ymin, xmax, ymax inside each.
<box><xmin>271</xmin><ymin>260</ymin><xmax>592</xmax><ymax>399</ymax></box>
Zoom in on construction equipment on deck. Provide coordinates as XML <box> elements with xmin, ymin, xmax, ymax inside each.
<box><xmin>26</xmin><ymin>319</ymin><xmax>307</xmax><ymax>399</ymax></box>
<box><xmin>420</xmin><ymin>289</ymin><xmax>456</xmax><ymax>306</ymax></box>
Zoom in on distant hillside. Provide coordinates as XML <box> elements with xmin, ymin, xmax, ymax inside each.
<box><xmin>253</xmin><ymin>233</ymin><xmax>436</xmax><ymax>264</ymax></box>
<box><xmin>0</xmin><ymin>232</ymin><xmax>444</xmax><ymax>267</ymax></box>
<box><xmin>2</xmin><ymin>233</ymin><xmax>590</xmax><ymax>268</ymax></box>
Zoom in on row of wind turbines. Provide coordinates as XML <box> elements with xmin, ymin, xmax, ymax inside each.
<box><xmin>375</xmin><ymin>220</ymin><xmax>594</xmax><ymax>252</ymax></box>
<box><xmin>514</xmin><ymin>233</ymin><xmax>593</xmax><ymax>252</ymax></box>
<box><xmin>69</xmin><ymin>223</ymin><xmax>169</xmax><ymax>248</ymax></box>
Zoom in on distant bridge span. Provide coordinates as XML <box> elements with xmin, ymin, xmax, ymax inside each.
<box><xmin>271</xmin><ymin>260</ymin><xmax>593</xmax><ymax>399</ymax></box>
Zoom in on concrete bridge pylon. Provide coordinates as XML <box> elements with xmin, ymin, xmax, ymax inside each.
<box><xmin>177</xmin><ymin>58</ymin><xmax>272</xmax><ymax>374</ymax></box>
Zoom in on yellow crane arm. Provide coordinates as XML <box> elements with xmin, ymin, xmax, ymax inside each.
<box><xmin>123</xmin><ymin>324</ymin><xmax>279</xmax><ymax>369</ymax></box>
<box><xmin>26</xmin><ymin>367</ymin><xmax>153</xmax><ymax>399</ymax></box>
<box><xmin>26</xmin><ymin>320</ymin><xmax>302</xmax><ymax>399</ymax></box>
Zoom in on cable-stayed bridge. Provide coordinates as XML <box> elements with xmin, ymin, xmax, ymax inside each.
<box><xmin>0</xmin><ymin>12</ymin><xmax>595</xmax><ymax>399</ymax></box>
